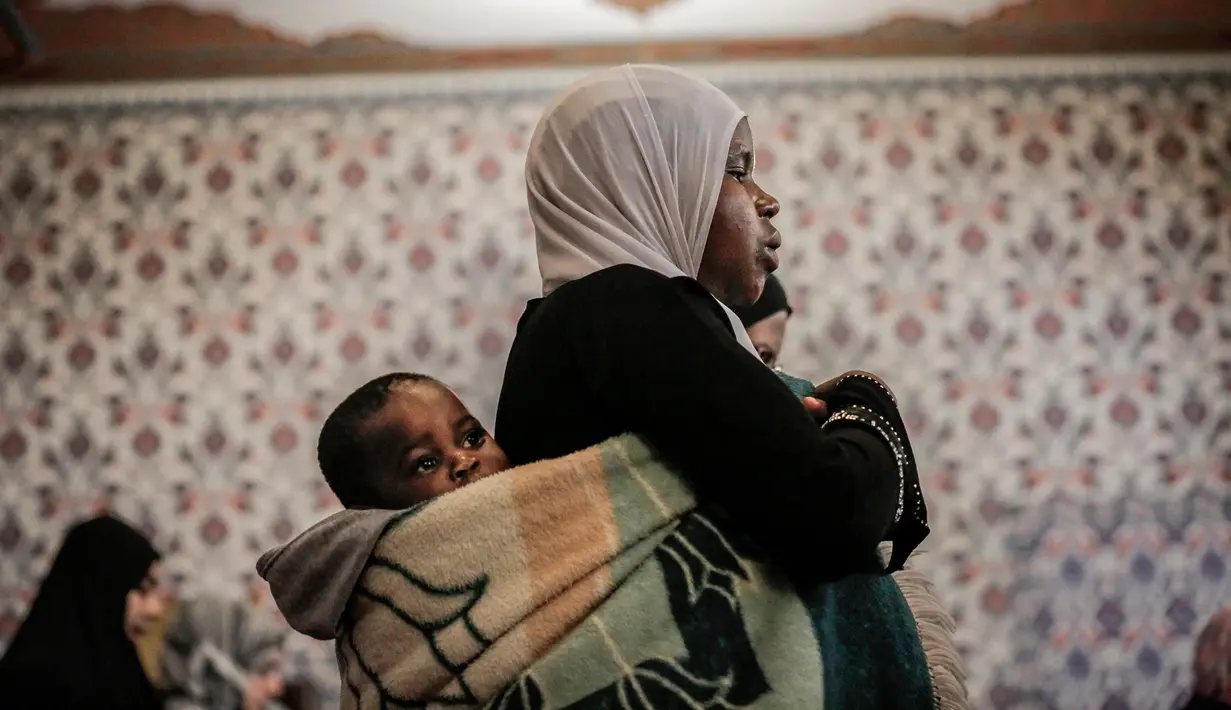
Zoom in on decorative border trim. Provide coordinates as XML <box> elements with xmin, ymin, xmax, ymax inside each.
<box><xmin>2</xmin><ymin>53</ymin><xmax>1229</xmax><ymax>108</ymax></box>
<box><xmin>823</xmin><ymin>404</ymin><xmax>908</xmax><ymax>525</ymax></box>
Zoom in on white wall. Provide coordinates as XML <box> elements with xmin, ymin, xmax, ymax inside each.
<box><xmin>44</xmin><ymin>0</ymin><xmax>1016</xmax><ymax>46</ymax></box>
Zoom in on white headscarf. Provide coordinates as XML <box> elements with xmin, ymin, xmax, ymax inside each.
<box><xmin>526</xmin><ymin>64</ymin><xmax>760</xmax><ymax>356</ymax></box>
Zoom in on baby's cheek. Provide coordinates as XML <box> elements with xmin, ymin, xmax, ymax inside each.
<box><xmin>404</xmin><ymin>476</ymin><xmax>450</xmax><ymax>504</ymax></box>
<box><xmin>484</xmin><ymin>444</ymin><xmax>511</xmax><ymax>472</ymax></box>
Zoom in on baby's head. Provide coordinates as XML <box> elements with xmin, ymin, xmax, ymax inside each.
<box><xmin>317</xmin><ymin>373</ymin><xmax>510</xmax><ymax>510</ymax></box>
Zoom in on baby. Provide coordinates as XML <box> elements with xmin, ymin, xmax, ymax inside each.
<box><xmin>317</xmin><ymin>372</ymin><xmax>510</xmax><ymax>510</ymax></box>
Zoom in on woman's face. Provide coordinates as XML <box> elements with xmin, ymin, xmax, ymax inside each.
<box><xmin>698</xmin><ymin>121</ymin><xmax>782</xmax><ymax>307</ymax></box>
<box><xmin>123</xmin><ymin>561</ymin><xmax>166</xmax><ymax>641</ymax></box>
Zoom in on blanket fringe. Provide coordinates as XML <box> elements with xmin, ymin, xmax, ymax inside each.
<box><xmin>890</xmin><ymin>548</ymin><xmax>969</xmax><ymax>710</ymax></box>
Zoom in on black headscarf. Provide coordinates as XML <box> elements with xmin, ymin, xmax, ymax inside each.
<box><xmin>731</xmin><ymin>273</ymin><xmax>792</xmax><ymax>328</ymax></box>
<box><xmin>0</xmin><ymin>514</ymin><xmax>162</xmax><ymax>710</ymax></box>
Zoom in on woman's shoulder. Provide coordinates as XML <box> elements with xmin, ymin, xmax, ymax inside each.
<box><xmin>516</xmin><ymin>264</ymin><xmax>721</xmax><ymax>343</ymax></box>
<box><xmin>548</xmin><ymin>264</ymin><xmax>709</xmax><ymax>309</ymax></box>
<box><xmin>520</xmin><ymin>265</ymin><xmax>671</xmax><ymax>334</ymax></box>
<box><xmin>558</xmin><ymin>263</ymin><xmax>675</xmax><ymax>294</ymax></box>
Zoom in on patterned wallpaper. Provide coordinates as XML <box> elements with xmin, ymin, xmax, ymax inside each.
<box><xmin>1</xmin><ymin>57</ymin><xmax>1229</xmax><ymax>709</ymax></box>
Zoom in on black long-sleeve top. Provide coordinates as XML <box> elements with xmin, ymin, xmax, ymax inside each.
<box><xmin>495</xmin><ymin>264</ymin><xmax>927</xmax><ymax>575</ymax></box>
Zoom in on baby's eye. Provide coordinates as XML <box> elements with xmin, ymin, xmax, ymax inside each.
<box><xmin>463</xmin><ymin>429</ymin><xmax>486</xmax><ymax>448</ymax></box>
<box><xmin>413</xmin><ymin>456</ymin><xmax>439</xmax><ymax>475</ymax></box>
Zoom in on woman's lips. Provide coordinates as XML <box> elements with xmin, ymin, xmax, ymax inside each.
<box><xmin>761</xmin><ymin>230</ymin><xmax>782</xmax><ymax>271</ymax></box>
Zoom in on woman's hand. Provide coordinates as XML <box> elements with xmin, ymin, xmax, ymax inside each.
<box><xmin>802</xmin><ymin>396</ymin><xmax>828</xmax><ymax>420</ymax></box>
<box><xmin>804</xmin><ymin>370</ymin><xmax>895</xmax><ymax>422</ymax></box>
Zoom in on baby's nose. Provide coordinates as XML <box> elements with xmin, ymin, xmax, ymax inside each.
<box><xmin>450</xmin><ymin>456</ymin><xmax>479</xmax><ymax>481</ymax></box>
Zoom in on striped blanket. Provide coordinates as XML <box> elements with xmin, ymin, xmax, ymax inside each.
<box><xmin>333</xmin><ymin>433</ymin><xmax>967</xmax><ymax>710</ymax></box>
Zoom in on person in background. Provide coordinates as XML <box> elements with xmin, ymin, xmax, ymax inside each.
<box><xmin>731</xmin><ymin>272</ymin><xmax>792</xmax><ymax>368</ymax></box>
<box><xmin>1185</xmin><ymin>607</ymin><xmax>1231</xmax><ymax>710</ymax></box>
<box><xmin>161</xmin><ymin>596</ymin><xmax>289</xmax><ymax>710</ymax></box>
<box><xmin>0</xmin><ymin>514</ymin><xmax>166</xmax><ymax>710</ymax></box>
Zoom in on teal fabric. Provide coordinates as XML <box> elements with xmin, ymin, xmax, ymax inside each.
<box><xmin>775</xmin><ymin>370</ymin><xmax>816</xmax><ymax>400</ymax></box>
<box><xmin>774</xmin><ymin>370</ymin><xmax>935</xmax><ymax>709</ymax></box>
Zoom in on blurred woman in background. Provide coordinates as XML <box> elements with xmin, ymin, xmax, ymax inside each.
<box><xmin>0</xmin><ymin>514</ymin><xmax>166</xmax><ymax>710</ymax></box>
<box><xmin>161</xmin><ymin>596</ymin><xmax>289</xmax><ymax>710</ymax></box>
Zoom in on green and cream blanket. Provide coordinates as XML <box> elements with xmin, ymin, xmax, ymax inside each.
<box><xmin>259</xmin><ymin>434</ymin><xmax>966</xmax><ymax>710</ymax></box>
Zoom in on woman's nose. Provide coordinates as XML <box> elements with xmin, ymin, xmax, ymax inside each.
<box><xmin>756</xmin><ymin>186</ymin><xmax>780</xmax><ymax>219</ymax></box>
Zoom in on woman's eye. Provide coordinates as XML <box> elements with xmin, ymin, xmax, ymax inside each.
<box><xmin>464</xmin><ymin>429</ymin><xmax>486</xmax><ymax>447</ymax></box>
<box><xmin>727</xmin><ymin>169</ymin><xmax>746</xmax><ymax>182</ymax></box>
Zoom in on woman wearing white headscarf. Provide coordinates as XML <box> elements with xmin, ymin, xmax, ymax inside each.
<box><xmin>496</xmin><ymin>64</ymin><xmax>928</xmax><ymax>577</ymax></box>
<box><xmin>161</xmin><ymin>597</ymin><xmax>289</xmax><ymax>710</ymax></box>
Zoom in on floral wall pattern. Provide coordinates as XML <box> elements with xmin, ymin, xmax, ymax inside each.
<box><xmin>1</xmin><ymin>58</ymin><xmax>1228</xmax><ymax>708</ymax></box>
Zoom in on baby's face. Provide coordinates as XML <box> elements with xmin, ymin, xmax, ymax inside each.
<box><xmin>361</xmin><ymin>380</ymin><xmax>509</xmax><ymax>508</ymax></box>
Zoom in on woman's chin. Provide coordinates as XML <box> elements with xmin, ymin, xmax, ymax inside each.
<box><xmin>702</xmin><ymin>274</ymin><xmax>764</xmax><ymax>309</ymax></box>
<box><xmin>742</xmin><ymin>276</ymin><xmax>769</xmax><ymax>307</ymax></box>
